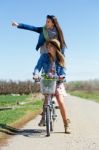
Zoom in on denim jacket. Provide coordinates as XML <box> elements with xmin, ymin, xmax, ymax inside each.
<box><xmin>34</xmin><ymin>54</ymin><xmax>66</xmax><ymax>77</ymax></box>
<box><xmin>18</xmin><ymin>23</ymin><xmax>65</xmax><ymax>54</ymax></box>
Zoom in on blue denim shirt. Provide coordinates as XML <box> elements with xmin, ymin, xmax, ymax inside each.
<box><xmin>18</xmin><ymin>23</ymin><xmax>65</xmax><ymax>54</ymax></box>
<box><xmin>34</xmin><ymin>54</ymin><xmax>66</xmax><ymax>77</ymax></box>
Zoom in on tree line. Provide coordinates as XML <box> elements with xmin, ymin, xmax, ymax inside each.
<box><xmin>66</xmin><ymin>79</ymin><xmax>99</xmax><ymax>93</ymax></box>
<box><xmin>0</xmin><ymin>80</ymin><xmax>40</xmax><ymax>95</ymax></box>
<box><xmin>0</xmin><ymin>79</ymin><xmax>99</xmax><ymax>95</ymax></box>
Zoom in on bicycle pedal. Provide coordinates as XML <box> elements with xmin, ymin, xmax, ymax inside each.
<box><xmin>55</xmin><ymin>106</ymin><xmax>59</xmax><ymax>109</ymax></box>
<box><xmin>52</xmin><ymin>101</ymin><xmax>55</xmax><ymax>104</ymax></box>
<box><xmin>52</xmin><ymin>115</ymin><xmax>57</xmax><ymax>119</ymax></box>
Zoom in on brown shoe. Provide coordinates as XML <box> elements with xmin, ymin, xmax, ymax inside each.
<box><xmin>38</xmin><ymin>118</ymin><xmax>45</xmax><ymax>127</ymax></box>
<box><xmin>64</xmin><ymin>119</ymin><xmax>71</xmax><ymax>134</ymax></box>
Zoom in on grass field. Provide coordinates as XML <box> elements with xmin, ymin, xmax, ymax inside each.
<box><xmin>0</xmin><ymin>95</ymin><xmax>43</xmax><ymax>125</ymax></box>
<box><xmin>70</xmin><ymin>91</ymin><xmax>99</xmax><ymax>102</ymax></box>
<box><xmin>0</xmin><ymin>95</ymin><xmax>29</xmax><ymax>106</ymax></box>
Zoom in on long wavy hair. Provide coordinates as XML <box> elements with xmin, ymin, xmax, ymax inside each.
<box><xmin>46</xmin><ymin>42</ymin><xmax>65</xmax><ymax>67</ymax></box>
<box><xmin>47</xmin><ymin>15</ymin><xmax>67</xmax><ymax>50</ymax></box>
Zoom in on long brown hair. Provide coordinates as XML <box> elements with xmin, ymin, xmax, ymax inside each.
<box><xmin>47</xmin><ymin>15</ymin><xmax>67</xmax><ymax>50</ymax></box>
<box><xmin>56</xmin><ymin>50</ymin><xmax>65</xmax><ymax>67</ymax></box>
<box><xmin>47</xmin><ymin>44</ymin><xmax>65</xmax><ymax>67</ymax></box>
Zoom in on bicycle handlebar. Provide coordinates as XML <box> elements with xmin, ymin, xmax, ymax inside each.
<box><xmin>33</xmin><ymin>75</ymin><xmax>65</xmax><ymax>83</ymax></box>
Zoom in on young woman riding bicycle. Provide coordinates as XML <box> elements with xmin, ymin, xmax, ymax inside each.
<box><xmin>33</xmin><ymin>39</ymin><xmax>71</xmax><ymax>134</ymax></box>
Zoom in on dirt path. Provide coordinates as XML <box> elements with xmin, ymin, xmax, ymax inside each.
<box><xmin>0</xmin><ymin>95</ymin><xmax>99</xmax><ymax>150</ymax></box>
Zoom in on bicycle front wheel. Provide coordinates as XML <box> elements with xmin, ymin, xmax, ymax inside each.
<box><xmin>45</xmin><ymin>106</ymin><xmax>50</xmax><ymax>136</ymax></box>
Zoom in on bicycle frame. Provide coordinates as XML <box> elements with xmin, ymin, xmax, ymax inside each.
<box><xmin>44</xmin><ymin>94</ymin><xmax>57</xmax><ymax>136</ymax></box>
<box><xmin>33</xmin><ymin>77</ymin><xmax>63</xmax><ymax>136</ymax></box>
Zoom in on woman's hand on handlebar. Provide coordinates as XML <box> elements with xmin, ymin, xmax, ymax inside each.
<box><xmin>58</xmin><ymin>75</ymin><xmax>65</xmax><ymax>80</ymax></box>
<box><xmin>33</xmin><ymin>74</ymin><xmax>40</xmax><ymax>82</ymax></box>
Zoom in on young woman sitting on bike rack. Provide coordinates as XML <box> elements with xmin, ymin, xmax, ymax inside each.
<box><xmin>33</xmin><ymin>39</ymin><xmax>71</xmax><ymax>134</ymax></box>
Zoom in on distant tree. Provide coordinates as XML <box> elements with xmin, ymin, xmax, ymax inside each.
<box><xmin>0</xmin><ymin>80</ymin><xmax>40</xmax><ymax>95</ymax></box>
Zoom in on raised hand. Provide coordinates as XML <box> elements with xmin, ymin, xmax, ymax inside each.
<box><xmin>12</xmin><ymin>21</ymin><xmax>19</xmax><ymax>27</ymax></box>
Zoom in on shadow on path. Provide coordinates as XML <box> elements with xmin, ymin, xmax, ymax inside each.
<box><xmin>0</xmin><ymin>124</ymin><xmax>46</xmax><ymax>138</ymax></box>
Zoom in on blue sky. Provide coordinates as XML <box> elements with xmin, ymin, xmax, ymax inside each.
<box><xmin>0</xmin><ymin>0</ymin><xmax>99</xmax><ymax>81</ymax></box>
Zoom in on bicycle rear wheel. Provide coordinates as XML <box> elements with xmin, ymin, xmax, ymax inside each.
<box><xmin>45</xmin><ymin>106</ymin><xmax>50</xmax><ymax>136</ymax></box>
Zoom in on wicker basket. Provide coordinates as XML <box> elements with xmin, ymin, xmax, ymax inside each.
<box><xmin>40</xmin><ymin>79</ymin><xmax>56</xmax><ymax>94</ymax></box>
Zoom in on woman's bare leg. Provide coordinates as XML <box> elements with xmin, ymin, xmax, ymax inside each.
<box><xmin>55</xmin><ymin>94</ymin><xmax>67</xmax><ymax>124</ymax></box>
<box><xmin>55</xmin><ymin>94</ymin><xmax>71</xmax><ymax>133</ymax></box>
<box><xmin>38</xmin><ymin>95</ymin><xmax>48</xmax><ymax>126</ymax></box>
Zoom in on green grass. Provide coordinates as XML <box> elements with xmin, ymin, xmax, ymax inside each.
<box><xmin>0</xmin><ymin>95</ymin><xmax>29</xmax><ymax>106</ymax></box>
<box><xmin>0</xmin><ymin>100</ymin><xmax>43</xmax><ymax>125</ymax></box>
<box><xmin>70</xmin><ymin>91</ymin><xmax>99</xmax><ymax>102</ymax></box>
<box><xmin>0</xmin><ymin>95</ymin><xmax>43</xmax><ymax>125</ymax></box>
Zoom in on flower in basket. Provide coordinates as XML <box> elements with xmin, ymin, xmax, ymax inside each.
<box><xmin>41</xmin><ymin>73</ymin><xmax>57</xmax><ymax>80</ymax></box>
<box><xmin>41</xmin><ymin>73</ymin><xmax>57</xmax><ymax>94</ymax></box>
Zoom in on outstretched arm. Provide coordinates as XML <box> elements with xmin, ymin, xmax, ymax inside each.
<box><xmin>12</xmin><ymin>21</ymin><xmax>42</xmax><ymax>33</ymax></box>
